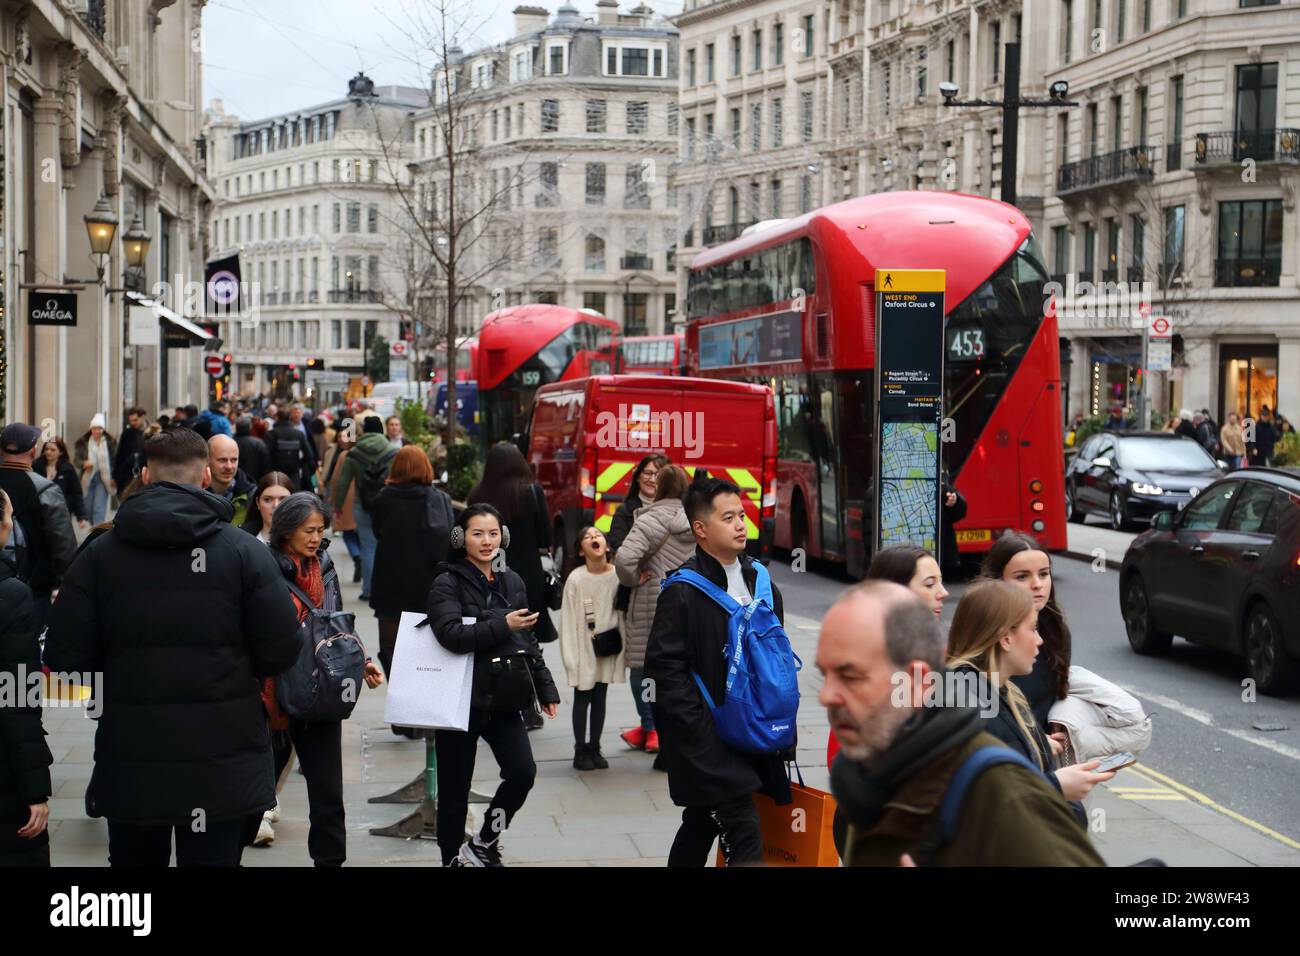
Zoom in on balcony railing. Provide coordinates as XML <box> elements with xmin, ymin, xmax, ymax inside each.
<box><xmin>1195</xmin><ymin>129</ymin><xmax>1300</xmax><ymax>165</ymax></box>
<box><xmin>620</xmin><ymin>255</ymin><xmax>653</xmax><ymax>270</ymax></box>
<box><xmin>1057</xmin><ymin>146</ymin><xmax>1155</xmax><ymax>194</ymax></box>
<box><xmin>1215</xmin><ymin>256</ymin><xmax>1282</xmax><ymax>287</ymax></box>
<box><xmin>80</xmin><ymin>0</ymin><xmax>107</xmax><ymax>40</ymax></box>
<box><xmin>327</xmin><ymin>288</ymin><xmax>382</xmax><ymax>303</ymax></box>
<box><xmin>702</xmin><ymin>222</ymin><xmax>756</xmax><ymax>245</ymax></box>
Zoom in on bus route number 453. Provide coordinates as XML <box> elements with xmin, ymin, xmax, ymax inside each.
<box><xmin>948</xmin><ymin>329</ymin><xmax>985</xmax><ymax>360</ymax></box>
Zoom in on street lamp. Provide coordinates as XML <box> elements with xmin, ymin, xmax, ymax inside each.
<box><xmin>938</xmin><ymin>43</ymin><xmax>1078</xmax><ymax>206</ymax></box>
<box><xmin>83</xmin><ymin>196</ymin><xmax>119</xmax><ymax>283</ymax></box>
<box><xmin>123</xmin><ymin>212</ymin><xmax>151</xmax><ymax>270</ymax></box>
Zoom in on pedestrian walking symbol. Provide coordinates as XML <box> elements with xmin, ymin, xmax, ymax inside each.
<box><xmin>883</xmin><ymin>273</ymin><xmax>893</xmax><ymax>289</ymax></box>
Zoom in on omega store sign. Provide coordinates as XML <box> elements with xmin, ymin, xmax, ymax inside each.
<box><xmin>27</xmin><ymin>291</ymin><xmax>78</xmax><ymax>327</ymax></box>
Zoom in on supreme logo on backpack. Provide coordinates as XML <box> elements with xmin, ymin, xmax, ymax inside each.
<box><xmin>663</xmin><ymin>561</ymin><xmax>801</xmax><ymax>754</ymax></box>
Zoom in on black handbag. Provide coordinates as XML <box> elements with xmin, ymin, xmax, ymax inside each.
<box><xmin>583</xmin><ymin>597</ymin><xmax>623</xmax><ymax>658</ymax></box>
<box><xmin>484</xmin><ymin>651</ymin><xmax>538</xmax><ymax>712</ymax></box>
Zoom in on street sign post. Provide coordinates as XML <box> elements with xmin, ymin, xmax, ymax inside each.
<box><xmin>873</xmin><ymin>269</ymin><xmax>946</xmax><ymax>563</ymax></box>
<box><xmin>204</xmin><ymin>354</ymin><xmax>225</xmax><ymax>378</ymax></box>
<box><xmin>1145</xmin><ymin>315</ymin><xmax>1174</xmax><ymax>416</ymax></box>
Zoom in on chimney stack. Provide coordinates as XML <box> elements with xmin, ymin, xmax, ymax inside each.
<box><xmin>513</xmin><ymin>5</ymin><xmax>550</xmax><ymax>36</ymax></box>
<box><xmin>596</xmin><ymin>0</ymin><xmax>619</xmax><ymax>27</ymax></box>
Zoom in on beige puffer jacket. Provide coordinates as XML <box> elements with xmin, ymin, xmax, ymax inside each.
<box><xmin>614</xmin><ymin>498</ymin><xmax>695</xmax><ymax>668</ymax></box>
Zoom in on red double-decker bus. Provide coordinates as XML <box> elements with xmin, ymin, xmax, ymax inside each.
<box><xmin>685</xmin><ymin>191</ymin><xmax>1065</xmax><ymax>577</ymax></box>
<box><xmin>616</xmin><ymin>333</ymin><xmax>685</xmax><ymax>376</ymax></box>
<box><xmin>476</xmin><ymin>304</ymin><xmax>619</xmax><ymax>447</ymax></box>
<box><xmin>430</xmin><ymin>336</ymin><xmax>478</xmax><ymax>384</ymax></box>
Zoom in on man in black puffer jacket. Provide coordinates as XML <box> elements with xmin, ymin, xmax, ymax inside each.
<box><xmin>427</xmin><ymin>503</ymin><xmax>561</xmax><ymax>867</ymax></box>
<box><xmin>44</xmin><ymin>427</ymin><xmax>301</xmax><ymax>867</ymax></box>
<box><xmin>645</xmin><ymin>477</ymin><xmax>794</xmax><ymax>867</ymax></box>
<box><xmin>0</xmin><ymin>488</ymin><xmax>52</xmax><ymax>866</ymax></box>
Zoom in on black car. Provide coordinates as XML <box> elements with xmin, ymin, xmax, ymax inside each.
<box><xmin>1066</xmin><ymin>431</ymin><xmax>1225</xmax><ymax>530</ymax></box>
<box><xmin>1120</xmin><ymin>468</ymin><xmax>1300</xmax><ymax>693</ymax></box>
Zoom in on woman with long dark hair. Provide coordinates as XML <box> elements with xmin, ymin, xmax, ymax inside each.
<box><xmin>467</xmin><ymin>442</ymin><xmax>555</xmax><ymax>647</ymax></box>
<box><xmin>240</xmin><ymin>471</ymin><xmax>296</xmax><ymax>544</ymax></box>
<box><xmin>979</xmin><ymin>532</ymin><xmax>1072</xmax><ymax>731</ymax></box>
<box><xmin>37</xmin><ymin>438</ymin><xmax>86</xmax><ymax>527</ymax></box>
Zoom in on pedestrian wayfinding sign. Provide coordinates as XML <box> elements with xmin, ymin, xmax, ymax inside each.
<box><xmin>874</xmin><ymin>269</ymin><xmax>945</xmax><ymax>560</ymax></box>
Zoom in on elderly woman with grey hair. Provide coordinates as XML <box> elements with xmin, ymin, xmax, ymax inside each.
<box><xmin>258</xmin><ymin>492</ymin><xmax>382</xmax><ymax>864</ymax></box>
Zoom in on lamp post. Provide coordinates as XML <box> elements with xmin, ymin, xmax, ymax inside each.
<box><xmin>938</xmin><ymin>43</ymin><xmax>1078</xmax><ymax>207</ymax></box>
<box><xmin>83</xmin><ymin>196</ymin><xmax>119</xmax><ymax>283</ymax></box>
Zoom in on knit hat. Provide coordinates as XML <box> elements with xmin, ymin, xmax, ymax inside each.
<box><xmin>90</xmin><ymin>413</ymin><xmax>107</xmax><ymax>430</ymax></box>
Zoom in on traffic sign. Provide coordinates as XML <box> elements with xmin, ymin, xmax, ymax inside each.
<box><xmin>204</xmin><ymin>354</ymin><xmax>225</xmax><ymax>377</ymax></box>
<box><xmin>1149</xmin><ymin>315</ymin><xmax>1173</xmax><ymax>337</ymax></box>
<box><xmin>390</xmin><ymin>340</ymin><xmax>409</xmax><ymax>358</ymax></box>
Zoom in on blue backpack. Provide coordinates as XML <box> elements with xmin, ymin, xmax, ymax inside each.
<box><xmin>662</xmin><ymin>562</ymin><xmax>801</xmax><ymax>754</ymax></box>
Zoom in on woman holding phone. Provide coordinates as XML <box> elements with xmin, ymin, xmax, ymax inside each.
<box><xmin>427</xmin><ymin>504</ymin><xmax>561</xmax><ymax>867</ymax></box>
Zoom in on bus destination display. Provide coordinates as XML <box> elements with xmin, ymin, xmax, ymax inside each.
<box><xmin>874</xmin><ymin>270</ymin><xmax>945</xmax><ymax>558</ymax></box>
<box><xmin>698</xmin><ymin>309</ymin><xmax>802</xmax><ymax>370</ymax></box>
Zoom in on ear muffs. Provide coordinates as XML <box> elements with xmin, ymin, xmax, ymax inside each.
<box><xmin>450</xmin><ymin>524</ymin><xmax>511</xmax><ymax>550</ymax></box>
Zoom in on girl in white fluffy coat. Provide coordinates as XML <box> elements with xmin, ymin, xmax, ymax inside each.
<box><xmin>559</xmin><ymin>526</ymin><xmax>626</xmax><ymax>771</ymax></box>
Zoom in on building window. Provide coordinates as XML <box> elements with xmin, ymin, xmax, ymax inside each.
<box><xmin>346</xmin><ymin>202</ymin><xmax>361</xmax><ymax>233</ymax></box>
<box><xmin>667</xmin><ymin>102</ymin><xmax>679</xmax><ymax>137</ymax></box>
<box><xmin>801</xmin><ymin>90</ymin><xmax>814</xmax><ymax>141</ymax></box>
<box><xmin>750</xmin><ymin>103</ymin><xmax>762</xmax><ymax>150</ymax></box>
<box><xmin>1110</xmin><ymin>95</ymin><xmax>1123</xmax><ymax>150</ymax></box>
<box><xmin>1116</xmin><ymin>0</ymin><xmax>1127</xmax><ymax>43</ymax></box>
<box><xmin>882</xmin><ymin>65</ymin><xmax>892</xmax><ymax>116</ymax></box>
<box><xmin>705</xmin><ymin>43</ymin><xmax>715</xmax><ymax>82</ymax></box>
<box><xmin>990</xmin><ymin>20</ymin><xmax>1002</xmax><ymax>84</ymax></box>
<box><xmin>731</xmin><ymin>107</ymin><xmax>741</xmax><ymax>148</ymax></box>
<box><xmin>802</xmin><ymin>14</ymin><xmax>815</xmax><ymax>56</ymax></box>
<box><xmin>625</xmin><ymin>164</ymin><xmax>650</xmax><ymax>208</ymax></box>
<box><xmin>1104</xmin><ymin>218</ymin><xmax>1120</xmax><ymax>280</ymax></box>
<box><xmin>771</xmin><ymin>96</ymin><xmax>783</xmax><ymax>148</ymax></box>
<box><xmin>1087</xmin><ymin>103</ymin><xmax>1099</xmax><ymax>157</ymax></box>
<box><xmin>770</xmin><ymin>178</ymin><xmax>782</xmax><ymax>218</ymax></box>
<box><xmin>1168</xmin><ymin>76</ymin><xmax>1184</xmax><ymax>171</ymax></box>
<box><xmin>1162</xmin><ymin>205</ymin><xmax>1185</xmax><ymax>283</ymax></box>
<box><xmin>1136</xmin><ymin>87</ymin><xmax>1148</xmax><ymax>144</ymax></box>
<box><xmin>585</xmin><ymin>234</ymin><xmax>605</xmax><ymax>272</ymax></box>
<box><xmin>584</xmin><ymin>292</ymin><xmax>606</xmax><ymax>314</ymax></box>
<box><xmin>752</xmin><ymin>29</ymin><xmax>762</xmax><ymax>71</ymax></box>
<box><xmin>1129</xmin><ymin>215</ymin><xmax>1145</xmax><ymax>281</ymax></box>
<box><xmin>547</xmin><ymin>42</ymin><xmax>567</xmax><ymax>76</ymax></box>
<box><xmin>538</xmin><ymin>162</ymin><xmax>559</xmax><ymax>207</ymax></box>
<box><xmin>586</xmin><ymin>100</ymin><xmax>607</xmax><ymax>133</ymax></box>
<box><xmin>1236</xmin><ymin>62</ymin><xmax>1278</xmax><ymax>137</ymax></box>
<box><xmin>541</xmin><ymin>99</ymin><xmax>559</xmax><ymax>133</ymax></box>
<box><xmin>1217</xmin><ymin>200</ymin><xmax>1283</xmax><ymax>286</ymax></box>
<box><xmin>627</xmin><ymin>101</ymin><xmax>648</xmax><ymax>135</ymax></box>
<box><xmin>687</xmin><ymin>48</ymin><xmax>696</xmax><ymax>86</ymax></box>
<box><xmin>538</xmin><ymin>227</ymin><xmax>560</xmax><ymax>267</ymax></box>
<box><xmin>586</xmin><ymin>163</ymin><xmax>606</xmax><ymax>205</ymax></box>
<box><xmin>774</xmin><ymin>23</ymin><xmax>784</xmax><ymax>66</ymax></box>
<box><xmin>1062</xmin><ymin>0</ymin><xmax>1074</xmax><ymax>64</ymax></box>
<box><xmin>1082</xmin><ymin>222</ymin><xmax>1096</xmax><ymax>279</ymax></box>
<box><xmin>685</xmin><ymin>117</ymin><xmax>697</xmax><ymax>159</ymax></box>
<box><xmin>916</xmin><ymin>46</ymin><xmax>928</xmax><ymax>98</ymax></box>
<box><xmin>1052</xmin><ymin>224</ymin><xmax>1070</xmax><ymax>277</ymax></box>
<box><xmin>367</xmin><ymin>204</ymin><xmax>379</xmax><ymax>234</ymax></box>
<box><xmin>623</xmin><ymin>293</ymin><xmax>648</xmax><ymax>336</ymax></box>
<box><xmin>731</xmin><ymin>34</ymin><xmax>741</xmax><ymax>76</ymax></box>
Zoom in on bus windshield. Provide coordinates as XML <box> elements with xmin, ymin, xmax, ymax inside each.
<box><xmin>943</xmin><ymin>236</ymin><xmax>1049</xmax><ymax>476</ymax></box>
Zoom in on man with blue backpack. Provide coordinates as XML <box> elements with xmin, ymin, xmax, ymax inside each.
<box><xmin>644</xmin><ymin>477</ymin><xmax>801</xmax><ymax>867</ymax></box>
<box><xmin>818</xmin><ymin>580</ymin><xmax>1104</xmax><ymax>866</ymax></box>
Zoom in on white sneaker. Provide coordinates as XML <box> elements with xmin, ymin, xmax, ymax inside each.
<box><xmin>254</xmin><ymin>816</ymin><xmax>275</xmax><ymax>846</ymax></box>
<box><xmin>268</xmin><ymin>801</ymin><xmax>281</xmax><ymax>824</ymax></box>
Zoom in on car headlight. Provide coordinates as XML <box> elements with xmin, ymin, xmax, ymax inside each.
<box><xmin>1131</xmin><ymin>482</ymin><xmax>1164</xmax><ymax>495</ymax></box>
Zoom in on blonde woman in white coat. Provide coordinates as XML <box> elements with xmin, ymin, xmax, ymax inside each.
<box><xmin>559</xmin><ymin>525</ymin><xmax>626</xmax><ymax>771</ymax></box>
<box><xmin>613</xmin><ymin>465</ymin><xmax>696</xmax><ymax>761</ymax></box>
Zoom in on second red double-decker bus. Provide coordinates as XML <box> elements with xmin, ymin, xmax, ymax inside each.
<box><xmin>476</xmin><ymin>304</ymin><xmax>619</xmax><ymax>447</ymax></box>
<box><xmin>685</xmin><ymin>190</ymin><xmax>1065</xmax><ymax>577</ymax></box>
<box><xmin>616</xmin><ymin>333</ymin><xmax>684</xmax><ymax>376</ymax></box>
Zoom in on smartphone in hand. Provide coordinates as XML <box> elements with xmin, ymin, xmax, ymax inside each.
<box><xmin>1094</xmin><ymin>751</ymin><xmax>1137</xmax><ymax>773</ymax></box>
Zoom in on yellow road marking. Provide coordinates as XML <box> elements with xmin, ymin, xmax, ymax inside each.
<box><xmin>1125</xmin><ymin>765</ymin><xmax>1300</xmax><ymax>851</ymax></box>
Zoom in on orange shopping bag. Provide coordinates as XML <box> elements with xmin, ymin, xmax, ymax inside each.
<box><xmin>717</xmin><ymin>770</ymin><xmax>840</xmax><ymax>867</ymax></box>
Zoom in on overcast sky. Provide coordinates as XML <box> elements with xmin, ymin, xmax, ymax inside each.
<box><xmin>202</xmin><ymin>0</ymin><xmax>681</xmax><ymax>122</ymax></box>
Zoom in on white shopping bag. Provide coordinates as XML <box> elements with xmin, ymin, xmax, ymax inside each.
<box><xmin>382</xmin><ymin>610</ymin><xmax>473</xmax><ymax>731</ymax></box>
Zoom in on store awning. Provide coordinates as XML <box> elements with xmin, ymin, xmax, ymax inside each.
<box><xmin>125</xmin><ymin>292</ymin><xmax>213</xmax><ymax>342</ymax></box>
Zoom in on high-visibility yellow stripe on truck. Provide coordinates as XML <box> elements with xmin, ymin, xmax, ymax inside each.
<box><xmin>596</xmin><ymin>461</ymin><xmax>635</xmax><ymax>495</ymax></box>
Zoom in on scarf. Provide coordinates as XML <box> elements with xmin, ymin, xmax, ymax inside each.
<box><xmin>262</xmin><ymin>553</ymin><xmax>325</xmax><ymax>732</ymax></box>
<box><xmin>85</xmin><ymin>435</ymin><xmax>112</xmax><ymax>493</ymax></box>
<box><xmin>830</xmin><ymin>692</ymin><xmax>983</xmax><ymax>829</ymax></box>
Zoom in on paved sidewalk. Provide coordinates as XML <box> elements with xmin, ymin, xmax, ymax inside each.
<box><xmin>1064</xmin><ymin>520</ymin><xmax>1136</xmax><ymax>570</ymax></box>
<box><xmin>43</xmin><ymin>536</ymin><xmax>1299</xmax><ymax>866</ymax></box>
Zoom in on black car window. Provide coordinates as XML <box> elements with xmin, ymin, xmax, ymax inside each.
<box><xmin>1179</xmin><ymin>481</ymin><xmax>1240</xmax><ymax>530</ymax></box>
<box><xmin>1224</xmin><ymin>482</ymin><xmax>1275</xmax><ymax>534</ymax></box>
<box><xmin>1115</xmin><ymin>436</ymin><xmax>1217</xmax><ymax>471</ymax></box>
<box><xmin>1262</xmin><ymin>488</ymin><xmax>1300</xmax><ymax>537</ymax></box>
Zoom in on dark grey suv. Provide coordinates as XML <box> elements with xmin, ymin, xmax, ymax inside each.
<box><xmin>1120</xmin><ymin>468</ymin><xmax>1300</xmax><ymax>693</ymax></box>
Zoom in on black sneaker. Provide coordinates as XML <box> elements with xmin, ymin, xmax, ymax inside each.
<box><xmin>457</xmin><ymin>837</ymin><xmax>504</xmax><ymax>867</ymax></box>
